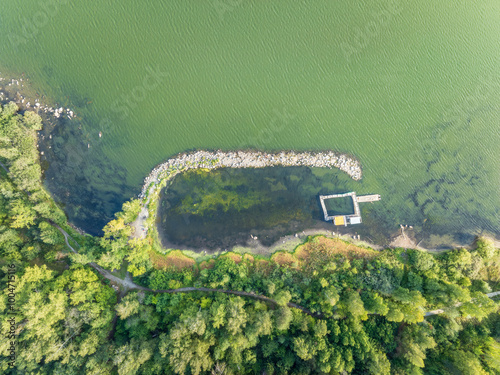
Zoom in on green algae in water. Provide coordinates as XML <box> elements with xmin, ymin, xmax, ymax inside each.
<box><xmin>324</xmin><ymin>196</ymin><xmax>355</xmax><ymax>217</ymax></box>
<box><xmin>158</xmin><ymin>167</ymin><xmax>381</xmax><ymax>250</ymax></box>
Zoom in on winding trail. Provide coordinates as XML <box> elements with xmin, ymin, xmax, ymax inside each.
<box><xmin>424</xmin><ymin>291</ymin><xmax>500</xmax><ymax>317</ymax></box>
<box><xmin>53</xmin><ymin>223</ymin><xmax>140</xmax><ymax>289</ymax></box>
<box><xmin>0</xmin><ymin>160</ymin><xmax>9</xmax><ymax>173</ymax></box>
<box><xmin>53</xmin><ymin>224</ymin><xmax>499</xmax><ymax>320</ymax></box>
<box><xmin>52</xmin><ymin>223</ymin><xmax>323</xmax><ymax>318</ymax></box>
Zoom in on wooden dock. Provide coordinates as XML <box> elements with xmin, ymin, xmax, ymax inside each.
<box><xmin>356</xmin><ymin>194</ymin><xmax>381</xmax><ymax>203</ymax></box>
<box><xmin>319</xmin><ymin>192</ymin><xmax>381</xmax><ymax>226</ymax></box>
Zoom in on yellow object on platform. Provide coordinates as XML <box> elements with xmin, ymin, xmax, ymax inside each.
<box><xmin>334</xmin><ymin>216</ymin><xmax>345</xmax><ymax>226</ymax></box>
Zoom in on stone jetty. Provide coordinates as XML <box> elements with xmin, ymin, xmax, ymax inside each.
<box><xmin>139</xmin><ymin>150</ymin><xmax>362</xmax><ymax>198</ymax></box>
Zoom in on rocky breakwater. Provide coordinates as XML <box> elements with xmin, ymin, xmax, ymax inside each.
<box><xmin>139</xmin><ymin>150</ymin><xmax>362</xmax><ymax>198</ymax></box>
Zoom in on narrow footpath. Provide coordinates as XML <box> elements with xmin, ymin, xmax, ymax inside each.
<box><xmin>53</xmin><ymin>224</ymin><xmax>499</xmax><ymax>320</ymax></box>
<box><xmin>53</xmin><ymin>224</ymin><xmax>323</xmax><ymax>318</ymax></box>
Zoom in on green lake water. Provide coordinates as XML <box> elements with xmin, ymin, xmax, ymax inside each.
<box><xmin>1</xmin><ymin>1</ymin><xmax>499</xmax><ymax>244</ymax></box>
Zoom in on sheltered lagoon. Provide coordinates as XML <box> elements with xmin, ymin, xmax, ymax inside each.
<box><xmin>158</xmin><ymin>167</ymin><xmax>388</xmax><ymax>252</ymax></box>
<box><xmin>157</xmin><ymin>160</ymin><xmax>493</xmax><ymax>252</ymax></box>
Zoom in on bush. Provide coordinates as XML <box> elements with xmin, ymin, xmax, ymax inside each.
<box><xmin>474</xmin><ymin>237</ymin><xmax>496</xmax><ymax>260</ymax></box>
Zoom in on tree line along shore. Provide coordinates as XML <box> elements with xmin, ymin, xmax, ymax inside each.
<box><xmin>1</xmin><ymin>102</ymin><xmax>500</xmax><ymax>374</ymax></box>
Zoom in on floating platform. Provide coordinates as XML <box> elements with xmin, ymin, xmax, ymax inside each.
<box><xmin>319</xmin><ymin>192</ymin><xmax>380</xmax><ymax>226</ymax></box>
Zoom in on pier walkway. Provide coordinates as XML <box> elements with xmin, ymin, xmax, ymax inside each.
<box><xmin>356</xmin><ymin>194</ymin><xmax>381</xmax><ymax>203</ymax></box>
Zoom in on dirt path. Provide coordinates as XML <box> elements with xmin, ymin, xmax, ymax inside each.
<box><xmin>131</xmin><ymin>182</ymin><xmax>157</xmax><ymax>239</ymax></box>
<box><xmin>52</xmin><ymin>223</ymin><xmax>323</xmax><ymax>317</ymax></box>
<box><xmin>53</xmin><ymin>223</ymin><xmax>141</xmax><ymax>290</ymax></box>
<box><xmin>0</xmin><ymin>160</ymin><xmax>9</xmax><ymax>173</ymax></box>
<box><xmin>131</xmin><ymin>202</ymin><xmax>149</xmax><ymax>239</ymax></box>
<box><xmin>424</xmin><ymin>291</ymin><xmax>500</xmax><ymax>317</ymax></box>
<box><xmin>51</xmin><ymin>223</ymin><xmax>500</xmax><ymax>320</ymax></box>
<box><xmin>5</xmin><ymin>153</ymin><xmax>491</xmax><ymax>320</ymax></box>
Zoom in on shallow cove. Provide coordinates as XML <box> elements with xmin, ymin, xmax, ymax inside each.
<box><xmin>158</xmin><ymin>166</ymin><xmax>388</xmax><ymax>252</ymax></box>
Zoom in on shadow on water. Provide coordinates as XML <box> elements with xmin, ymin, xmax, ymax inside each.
<box><xmin>0</xmin><ymin>73</ymin><xmax>137</xmax><ymax>235</ymax></box>
<box><xmin>38</xmin><ymin>115</ymin><xmax>135</xmax><ymax>235</ymax></box>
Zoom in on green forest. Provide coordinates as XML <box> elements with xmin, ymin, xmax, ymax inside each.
<box><xmin>1</xmin><ymin>102</ymin><xmax>499</xmax><ymax>374</ymax></box>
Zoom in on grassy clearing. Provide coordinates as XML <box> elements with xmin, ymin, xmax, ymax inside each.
<box><xmin>199</xmin><ymin>259</ymin><xmax>216</xmax><ymax>270</ymax></box>
<box><xmin>111</xmin><ymin>260</ymin><xmax>128</xmax><ymax>279</ymax></box>
<box><xmin>148</xmin><ymin>235</ymin><xmax>378</xmax><ymax>272</ymax></box>
<box><xmin>253</xmin><ymin>258</ymin><xmax>273</xmax><ymax>276</ymax></box>
<box><xmin>177</xmin><ymin>249</ymin><xmax>215</xmax><ymax>262</ymax></box>
<box><xmin>28</xmin><ymin>256</ymin><xmax>69</xmax><ymax>274</ymax></box>
<box><xmin>294</xmin><ymin>236</ymin><xmax>378</xmax><ymax>269</ymax></box>
<box><xmin>150</xmin><ymin>249</ymin><xmax>196</xmax><ymax>270</ymax></box>
<box><xmin>243</xmin><ymin>253</ymin><xmax>254</xmax><ymax>263</ymax></box>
